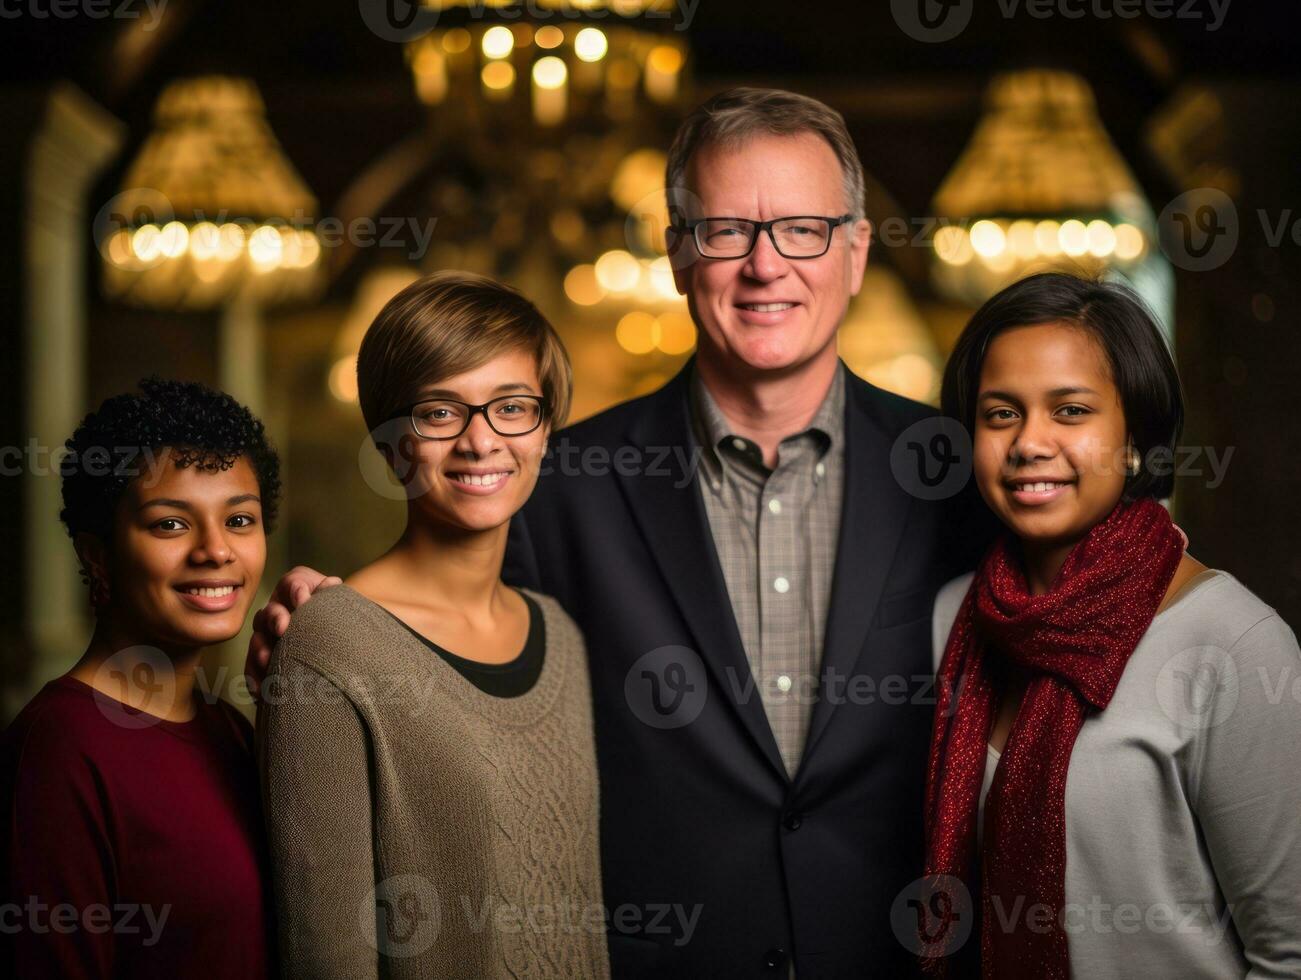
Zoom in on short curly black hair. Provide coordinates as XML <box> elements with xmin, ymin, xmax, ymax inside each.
<box><xmin>60</xmin><ymin>377</ymin><xmax>281</xmax><ymax>541</ymax></box>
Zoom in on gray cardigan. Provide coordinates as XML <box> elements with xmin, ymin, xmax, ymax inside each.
<box><xmin>257</xmin><ymin>585</ymin><xmax>610</xmax><ymax>980</ymax></box>
<box><xmin>932</xmin><ymin>569</ymin><xmax>1301</xmax><ymax>979</ymax></box>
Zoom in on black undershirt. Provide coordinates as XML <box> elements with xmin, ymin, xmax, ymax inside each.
<box><xmin>375</xmin><ymin>590</ymin><xmax>545</xmax><ymax>698</ymax></box>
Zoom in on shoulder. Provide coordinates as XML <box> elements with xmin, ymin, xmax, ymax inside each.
<box><xmin>0</xmin><ymin>681</ymin><xmax>118</xmax><ymax>795</ymax></box>
<box><xmin>272</xmin><ymin>584</ymin><xmax>398</xmax><ymax>680</ymax></box>
<box><xmin>1156</xmin><ymin>570</ymin><xmax>1294</xmax><ymax>654</ymax></box>
<box><xmin>931</xmin><ymin>572</ymin><xmax>976</xmax><ymax>670</ymax></box>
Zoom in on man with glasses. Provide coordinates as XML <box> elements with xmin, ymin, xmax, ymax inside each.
<box><xmin>248</xmin><ymin>87</ymin><xmax>988</xmax><ymax>978</ymax></box>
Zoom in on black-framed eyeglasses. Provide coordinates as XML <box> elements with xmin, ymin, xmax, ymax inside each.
<box><xmin>669</xmin><ymin>214</ymin><xmax>855</xmax><ymax>259</ymax></box>
<box><xmin>400</xmin><ymin>395</ymin><xmax>548</xmax><ymax>440</ymax></box>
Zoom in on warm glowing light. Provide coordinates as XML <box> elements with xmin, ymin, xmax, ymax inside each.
<box><xmin>1086</xmin><ymin>219</ymin><xmax>1116</xmax><ymax>257</ymax></box>
<box><xmin>188</xmin><ymin>222</ymin><xmax>222</xmax><ymax>261</ymax></box>
<box><xmin>1058</xmin><ymin>219</ymin><xmax>1089</xmax><ymax>256</ymax></box>
<box><xmin>482</xmin><ymin>25</ymin><xmax>514</xmax><ymax>59</ymax></box>
<box><xmin>1007</xmin><ymin>220</ymin><xmax>1037</xmax><ymax>259</ymax></box>
<box><xmin>616</xmin><ymin>311</ymin><xmax>658</xmax><ymax>354</ymax></box>
<box><xmin>595</xmin><ymin>250</ymin><xmax>640</xmax><ymax>292</ymax></box>
<box><xmin>106</xmin><ymin>230</ymin><xmax>133</xmax><ymax>267</ymax></box>
<box><xmin>329</xmin><ymin>356</ymin><xmax>359</xmax><ymax>402</ymax></box>
<box><xmin>482</xmin><ymin>61</ymin><xmax>515</xmax><ymax>94</ymax></box>
<box><xmin>535</xmin><ymin>25</ymin><xmax>564</xmax><ymax>49</ymax></box>
<box><xmin>655</xmin><ymin>311</ymin><xmax>696</xmax><ymax>354</ymax></box>
<box><xmin>441</xmin><ymin>29</ymin><xmax>471</xmax><ymax>54</ymax></box>
<box><xmin>216</xmin><ymin>223</ymin><xmax>246</xmax><ymax>261</ymax></box>
<box><xmin>574</xmin><ymin>28</ymin><xmax>608</xmax><ymax>62</ymax></box>
<box><xmin>648</xmin><ymin>256</ymin><xmax>678</xmax><ymax>300</ymax></box>
<box><xmin>158</xmin><ymin>221</ymin><xmax>189</xmax><ymax>259</ymax></box>
<box><xmin>248</xmin><ymin>225</ymin><xmax>284</xmax><ymax>268</ymax></box>
<box><xmin>647</xmin><ymin>45</ymin><xmax>683</xmax><ymax>74</ymax></box>
<box><xmin>1114</xmin><ymin>223</ymin><xmax>1144</xmax><ymax>261</ymax></box>
<box><xmin>969</xmin><ymin>220</ymin><xmax>1006</xmax><ymax>259</ymax></box>
<box><xmin>1034</xmin><ymin>220</ymin><xmax>1063</xmax><ymax>256</ymax></box>
<box><xmin>933</xmin><ymin>225</ymin><xmax>973</xmax><ymax>266</ymax></box>
<box><xmin>563</xmin><ymin>264</ymin><xmax>604</xmax><ymax>306</ymax></box>
<box><xmin>132</xmin><ymin>225</ymin><xmax>163</xmax><ymax>262</ymax></box>
<box><xmin>533</xmin><ymin>56</ymin><xmax>567</xmax><ymax>89</ymax></box>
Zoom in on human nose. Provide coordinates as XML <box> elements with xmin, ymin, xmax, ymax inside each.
<box><xmin>741</xmin><ymin>224</ymin><xmax>790</xmax><ymax>281</ymax></box>
<box><xmin>191</xmin><ymin>520</ymin><xmax>233</xmax><ymax>565</ymax></box>
<box><xmin>453</xmin><ymin>409</ymin><xmax>504</xmax><ymax>457</ymax></box>
<box><xmin>1010</xmin><ymin>410</ymin><xmax>1057</xmax><ymax>463</ymax></box>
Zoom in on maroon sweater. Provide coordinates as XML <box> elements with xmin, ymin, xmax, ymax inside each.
<box><xmin>1</xmin><ymin>676</ymin><xmax>272</xmax><ymax>979</ymax></box>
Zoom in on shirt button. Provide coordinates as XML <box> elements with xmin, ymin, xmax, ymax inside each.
<box><xmin>776</xmin><ymin>674</ymin><xmax>792</xmax><ymax>693</ymax></box>
<box><xmin>731</xmin><ymin>437</ymin><xmax>747</xmax><ymax>452</ymax></box>
<box><xmin>773</xmin><ymin>576</ymin><xmax>790</xmax><ymax>594</ymax></box>
<box><xmin>768</xmin><ymin>498</ymin><xmax>782</xmax><ymax>515</ymax></box>
<box><xmin>815</xmin><ymin>461</ymin><xmax>826</xmax><ymax>478</ymax></box>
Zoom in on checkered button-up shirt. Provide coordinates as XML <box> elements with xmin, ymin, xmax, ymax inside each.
<box><xmin>689</xmin><ymin>362</ymin><xmax>846</xmax><ymax>778</ymax></box>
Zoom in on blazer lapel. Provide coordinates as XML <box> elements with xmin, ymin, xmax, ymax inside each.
<box><xmin>618</xmin><ymin>360</ymin><xmax>789</xmax><ymax>783</ymax></box>
<box><xmin>799</xmin><ymin>372</ymin><xmax>914</xmax><ymax>766</ymax></box>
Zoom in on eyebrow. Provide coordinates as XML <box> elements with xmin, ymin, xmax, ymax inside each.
<box><xmin>417</xmin><ymin>382</ymin><xmax>538</xmax><ymax>400</ymax></box>
<box><xmin>978</xmin><ymin>386</ymin><xmax>1099</xmax><ymax>401</ymax></box>
<box><xmin>139</xmin><ymin>494</ymin><xmax>261</xmax><ymax>511</ymax></box>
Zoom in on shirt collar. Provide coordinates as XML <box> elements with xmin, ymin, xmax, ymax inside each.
<box><xmin>689</xmin><ymin>358</ymin><xmax>846</xmax><ymax>472</ymax></box>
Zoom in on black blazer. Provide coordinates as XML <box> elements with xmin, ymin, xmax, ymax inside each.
<box><xmin>504</xmin><ymin>357</ymin><xmax>991</xmax><ymax>979</ymax></box>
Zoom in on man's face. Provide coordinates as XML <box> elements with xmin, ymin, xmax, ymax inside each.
<box><xmin>671</xmin><ymin>131</ymin><xmax>871</xmax><ymax>377</ymax></box>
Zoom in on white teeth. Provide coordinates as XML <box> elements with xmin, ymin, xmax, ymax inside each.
<box><xmin>451</xmin><ymin>472</ymin><xmax>507</xmax><ymax>487</ymax></box>
<box><xmin>187</xmin><ymin>586</ymin><xmax>234</xmax><ymax>597</ymax></box>
<box><xmin>1019</xmin><ymin>482</ymin><xmax>1066</xmax><ymax>493</ymax></box>
<box><xmin>741</xmin><ymin>302</ymin><xmax>795</xmax><ymax>312</ymax></box>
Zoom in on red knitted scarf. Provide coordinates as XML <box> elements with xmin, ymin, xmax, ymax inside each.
<box><xmin>921</xmin><ymin>496</ymin><xmax>1184</xmax><ymax>978</ymax></box>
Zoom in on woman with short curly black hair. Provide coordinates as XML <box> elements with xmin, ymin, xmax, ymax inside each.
<box><xmin>1</xmin><ymin>377</ymin><xmax>279</xmax><ymax>979</ymax></box>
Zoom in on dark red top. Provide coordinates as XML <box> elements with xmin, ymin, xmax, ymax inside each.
<box><xmin>1</xmin><ymin>676</ymin><xmax>272</xmax><ymax>979</ymax></box>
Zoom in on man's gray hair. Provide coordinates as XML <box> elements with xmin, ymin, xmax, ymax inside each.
<box><xmin>665</xmin><ymin>87</ymin><xmax>867</xmax><ymax>220</ymax></box>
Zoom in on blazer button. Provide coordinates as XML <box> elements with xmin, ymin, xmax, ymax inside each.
<box><xmin>763</xmin><ymin>947</ymin><xmax>788</xmax><ymax>970</ymax></box>
<box><xmin>782</xmin><ymin>812</ymin><xmax>803</xmax><ymax>831</ymax></box>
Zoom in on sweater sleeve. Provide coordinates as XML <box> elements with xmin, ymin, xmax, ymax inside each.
<box><xmin>1192</xmin><ymin>613</ymin><xmax>1301</xmax><ymax>978</ymax></box>
<box><xmin>257</xmin><ymin>650</ymin><xmax>381</xmax><ymax>980</ymax></box>
<box><xmin>4</xmin><ymin>711</ymin><xmax>116</xmax><ymax>979</ymax></box>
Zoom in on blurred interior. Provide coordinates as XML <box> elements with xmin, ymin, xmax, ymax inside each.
<box><xmin>2</xmin><ymin>0</ymin><xmax>1298</xmax><ymax>722</ymax></box>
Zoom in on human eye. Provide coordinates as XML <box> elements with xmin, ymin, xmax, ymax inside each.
<box><xmin>227</xmin><ymin>513</ymin><xmax>258</xmax><ymax>529</ymax></box>
<box><xmin>983</xmin><ymin>407</ymin><xmax>1019</xmax><ymax>424</ymax></box>
<box><xmin>1055</xmin><ymin>404</ymin><xmax>1092</xmax><ymax>419</ymax></box>
<box><xmin>152</xmin><ymin>517</ymin><xmax>188</xmax><ymax>533</ymax></box>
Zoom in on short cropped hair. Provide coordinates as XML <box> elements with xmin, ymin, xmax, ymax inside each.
<box><xmin>60</xmin><ymin>376</ymin><xmax>281</xmax><ymax>540</ymax></box>
<box><xmin>941</xmin><ymin>272</ymin><xmax>1185</xmax><ymax>502</ymax></box>
<box><xmin>665</xmin><ymin>86</ymin><xmax>867</xmax><ymax>220</ymax></box>
<box><xmin>356</xmin><ymin>271</ymin><xmax>572</xmax><ymax>447</ymax></box>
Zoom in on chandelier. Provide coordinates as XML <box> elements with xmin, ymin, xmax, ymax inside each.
<box><xmin>100</xmin><ymin>76</ymin><xmax>322</xmax><ymax>310</ymax></box>
<box><xmin>929</xmin><ymin>70</ymin><xmax>1155</xmax><ymax>307</ymax></box>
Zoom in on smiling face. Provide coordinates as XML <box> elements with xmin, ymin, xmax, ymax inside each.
<box><xmin>395</xmin><ymin>347</ymin><xmax>549</xmax><ymax>534</ymax></box>
<box><xmin>973</xmin><ymin>322</ymin><xmax>1131</xmax><ymax>549</ymax></box>
<box><xmin>98</xmin><ymin>454</ymin><xmax>267</xmax><ymax>650</ymax></box>
<box><xmin>671</xmin><ymin>131</ymin><xmax>871</xmax><ymax>379</ymax></box>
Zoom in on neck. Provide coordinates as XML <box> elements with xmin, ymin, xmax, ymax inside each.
<box><xmin>72</xmin><ymin>617</ymin><xmax>204</xmax><ymax>722</ymax></box>
<box><xmin>696</xmin><ymin>343</ymin><xmax>839</xmax><ymax>468</ymax></box>
<box><xmin>388</xmin><ymin>510</ymin><xmax>510</xmax><ymax>616</ymax></box>
<box><xmin>1019</xmin><ymin>537</ymin><xmax>1077</xmax><ymax>596</ymax></box>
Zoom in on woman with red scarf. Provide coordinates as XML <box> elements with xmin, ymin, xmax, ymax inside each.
<box><xmin>921</xmin><ymin>273</ymin><xmax>1301</xmax><ymax>979</ymax></box>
